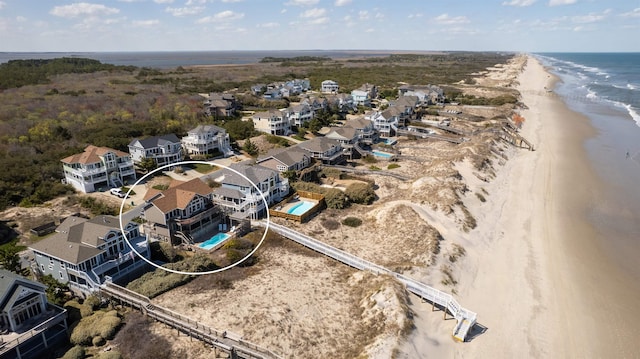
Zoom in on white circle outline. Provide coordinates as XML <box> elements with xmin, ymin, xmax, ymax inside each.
<box><xmin>117</xmin><ymin>160</ymin><xmax>271</xmax><ymax>276</ymax></box>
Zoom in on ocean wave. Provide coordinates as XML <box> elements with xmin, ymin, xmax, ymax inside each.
<box><xmin>628</xmin><ymin>83</ymin><xmax>638</xmax><ymax>90</ymax></box>
<box><xmin>608</xmin><ymin>100</ymin><xmax>640</xmax><ymax>128</ymax></box>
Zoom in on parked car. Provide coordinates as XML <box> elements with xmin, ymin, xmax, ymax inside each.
<box><xmin>110</xmin><ymin>188</ymin><xmax>126</xmax><ymax>198</ymax></box>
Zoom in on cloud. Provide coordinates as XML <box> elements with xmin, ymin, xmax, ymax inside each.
<box><xmin>165</xmin><ymin>6</ymin><xmax>204</xmax><ymax>16</ymax></box>
<box><xmin>502</xmin><ymin>0</ymin><xmax>536</xmax><ymax>6</ymax></box>
<box><xmin>0</xmin><ymin>1</ymin><xmax>5</xmax><ymax>10</ymax></box>
<box><xmin>621</xmin><ymin>8</ymin><xmax>640</xmax><ymax>18</ymax></box>
<box><xmin>153</xmin><ymin>0</ymin><xmax>174</xmax><ymax>3</ymax></box>
<box><xmin>50</xmin><ymin>2</ymin><xmax>120</xmax><ymax>18</ymax></box>
<box><xmin>285</xmin><ymin>0</ymin><xmax>319</xmax><ymax>6</ymax></box>
<box><xmin>300</xmin><ymin>8</ymin><xmax>326</xmax><ymax>18</ymax></box>
<box><xmin>571</xmin><ymin>11</ymin><xmax>607</xmax><ymax>24</ymax></box>
<box><xmin>334</xmin><ymin>0</ymin><xmax>352</xmax><ymax>6</ymax></box>
<box><xmin>196</xmin><ymin>10</ymin><xmax>244</xmax><ymax>23</ymax></box>
<box><xmin>549</xmin><ymin>0</ymin><xmax>576</xmax><ymax>6</ymax></box>
<box><xmin>408</xmin><ymin>13</ymin><xmax>424</xmax><ymax>19</ymax></box>
<box><xmin>257</xmin><ymin>22</ymin><xmax>280</xmax><ymax>28</ymax></box>
<box><xmin>133</xmin><ymin>19</ymin><xmax>160</xmax><ymax>27</ymax></box>
<box><xmin>309</xmin><ymin>17</ymin><xmax>329</xmax><ymax>24</ymax></box>
<box><xmin>434</xmin><ymin>13</ymin><xmax>470</xmax><ymax>25</ymax></box>
<box><xmin>222</xmin><ymin>0</ymin><xmax>243</xmax><ymax>2</ymax></box>
<box><xmin>358</xmin><ymin>10</ymin><xmax>369</xmax><ymax>20</ymax></box>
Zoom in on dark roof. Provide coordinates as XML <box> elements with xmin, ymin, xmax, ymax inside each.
<box><xmin>129</xmin><ymin>134</ymin><xmax>181</xmax><ymax>149</ymax></box>
<box><xmin>212</xmin><ymin>163</ymin><xmax>277</xmax><ymax>187</ymax></box>
<box><xmin>0</xmin><ymin>270</ymin><xmax>47</xmax><ymax>312</ymax></box>
<box><xmin>29</xmin><ymin>215</ymin><xmax>134</xmax><ymax>265</ymax></box>
<box><xmin>188</xmin><ymin>124</ymin><xmax>225</xmax><ymax>136</ymax></box>
<box><xmin>297</xmin><ymin>137</ymin><xmax>340</xmax><ymax>153</ymax></box>
<box><xmin>258</xmin><ymin>147</ymin><xmax>309</xmax><ymax>167</ymax></box>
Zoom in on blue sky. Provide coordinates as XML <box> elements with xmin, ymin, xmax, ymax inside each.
<box><xmin>0</xmin><ymin>0</ymin><xmax>638</xmax><ymax>52</ymax></box>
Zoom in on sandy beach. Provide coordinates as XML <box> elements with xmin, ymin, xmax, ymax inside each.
<box><xmin>401</xmin><ymin>56</ymin><xmax>640</xmax><ymax>358</ymax></box>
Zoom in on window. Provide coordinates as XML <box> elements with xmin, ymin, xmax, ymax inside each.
<box><xmin>59</xmin><ymin>271</ymin><xmax>64</xmax><ymax>280</ymax></box>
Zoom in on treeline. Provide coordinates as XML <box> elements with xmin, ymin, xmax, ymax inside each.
<box><xmin>0</xmin><ymin>57</ymin><xmax>136</xmax><ymax>89</ymax></box>
<box><xmin>260</xmin><ymin>56</ymin><xmax>330</xmax><ymax>63</ymax></box>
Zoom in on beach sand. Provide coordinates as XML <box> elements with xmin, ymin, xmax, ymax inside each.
<box><xmin>400</xmin><ymin>56</ymin><xmax>640</xmax><ymax>358</ymax></box>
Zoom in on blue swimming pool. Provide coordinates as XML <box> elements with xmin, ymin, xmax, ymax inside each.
<box><xmin>198</xmin><ymin>232</ymin><xmax>230</xmax><ymax>250</ymax></box>
<box><xmin>287</xmin><ymin>201</ymin><xmax>316</xmax><ymax>216</ymax></box>
<box><xmin>372</xmin><ymin>150</ymin><xmax>393</xmax><ymax>159</ymax></box>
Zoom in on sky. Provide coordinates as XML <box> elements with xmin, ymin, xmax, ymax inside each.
<box><xmin>0</xmin><ymin>0</ymin><xmax>639</xmax><ymax>52</ymax></box>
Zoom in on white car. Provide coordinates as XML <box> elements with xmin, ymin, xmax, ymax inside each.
<box><xmin>110</xmin><ymin>188</ymin><xmax>126</xmax><ymax>198</ymax></box>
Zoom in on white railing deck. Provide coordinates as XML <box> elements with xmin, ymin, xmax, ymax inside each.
<box><xmin>260</xmin><ymin>221</ymin><xmax>477</xmax><ymax>341</ymax></box>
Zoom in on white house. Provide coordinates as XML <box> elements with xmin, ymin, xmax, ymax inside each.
<box><xmin>366</xmin><ymin>108</ymin><xmax>400</xmax><ymax>138</ymax></box>
<box><xmin>284</xmin><ymin>104</ymin><xmax>314</xmax><ymax>127</ymax></box>
<box><xmin>252</xmin><ymin>109</ymin><xmax>291</xmax><ymax>136</ymax></box>
<box><xmin>182</xmin><ymin>125</ymin><xmax>233</xmax><ymax>158</ymax></box>
<box><xmin>351</xmin><ymin>83</ymin><xmax>377</xmax><ymax>107</ymax></box>
<box><xmin>128</xmin><ymin>134</ymin><xmax>183</xmax><ymax>168</ymax></box>
<box><xmin>61</xmin><ymin>145</ymin><xmax>137</xmax><ymax>192</ymax></box>
<box><xmin>321</xmin><ymin>80</ymin><xmax>339</xmax><ymax>94</ymax></box>
<box><xmin>29</xmin><ymin>215</ymin><xmax>150</xmax><ymax>294</ymax></box>
<box><xmin>210</xmin><ymin>163</ymin><xmax>289</xmax><ymax>219</ymax></box>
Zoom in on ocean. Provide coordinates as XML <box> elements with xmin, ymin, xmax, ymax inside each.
<box><xmin>536</xmin><ymin>53</ymin><xmax>640</xmax><ymax>280</ymax></box>
<box><xmin>0</xmin><ymin>50</ymin><xmax>397</xmax><ymax>69</ymax></box>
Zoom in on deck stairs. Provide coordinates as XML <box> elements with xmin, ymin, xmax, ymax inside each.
<box><xmin>258</xmin><ymin>221</ymin><xmax>477</xmax><ymax>342</ymax></box>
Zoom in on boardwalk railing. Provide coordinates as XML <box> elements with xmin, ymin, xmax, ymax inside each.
<box><xmin>100</xmin><ymin>282</ymin><xmax>282</xmax><ymax>359</ymax></box>
<box><xmin>260</xmin><ymin>221</ymin><xmax>477</xmax><ymax>342</ymax></box>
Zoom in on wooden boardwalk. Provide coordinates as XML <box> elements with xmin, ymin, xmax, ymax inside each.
<box><xmin>259</xmin><ymin>221</ymin><xmax>477</xmax><ymax>342</ymax></box>
<box><xmin>320</xmin><ymin>164</ymin><xmax>411</xmax><ymax>181</ymax></box>
<box><xmin>100</xmin><ymin>283</ymin><xmax>282</xmax><ymax>359</ymax></box>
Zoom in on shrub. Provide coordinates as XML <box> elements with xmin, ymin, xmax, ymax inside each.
<box><xmin>324</xmin><ymin>188</ymin><xmax>348</xmax><ymax>209</ymax></box>
<box><xmin>92</xmin><ymin>335</ymin><xmax>106</xmax><ymax>346</ymax></box>
<box><xmin>61</xmin><ymin>345</ymin><xmax>85</xmax><ymax>359</ymax></box>
<box><xmin>95</xmin><ymin>352</ymin><xmax>123</xmax><ymax>359</ymax></box>
<box><xmin>341</xmin><ymin>217</ymin><xmax>363</xmax><ymax>227</ymax></box>
<box><xmin>151</xmin><ymin>184</ymin><xmax>169</xmax><ymax>191</ymax></box>
<box><xmin>70</xmin><ymin>310</ymin><xmax>121</xmax><ymax>345</ymax></box>
<box><xmin>83</xmin><ymin>295</ymin><xmax>101</xmax><ymax>311</ymax></box>
<box><xmin>475</xmin><ymin>193</ymin><xmax>486</xmax><ymax>202</ymax></box>
<box><xmin>64</xmin><ymin>300</ymin><xmax>87</xmax><ymax>324</ymax></box>
<box><xmin>321</xmin><ymin>168</ymin><xmax>342</xmax><ymax>179</ymax></box>
<box><xmin>126</xmin><ymin>255</ymin><xmax>218</xmax><ymax>298</ymax></box>
<box><xmin>369</xmin><ymin>165</ymin><xmax>381</xmax><ymax>171</ymax></box>
<box><xmin>363</xmin><ymin>154</ymin><xmax>377</xmax><ymax>163</ymax></box>
<box><xmin>173</xmin><ymin>166</ymin><xmax>184</xmax><ymax>174</ymax></box>
<box><xmin>387</xmin><ymin>163</ymin><xmax>400</xmax><ymax>170</ymax></box>
<box><xmin>345</xmin><ymin>182</ymin><xmax>376</xmax><ymax>205</ymax></box>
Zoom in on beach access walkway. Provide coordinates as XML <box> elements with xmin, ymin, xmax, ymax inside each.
<box><xmin>258</xmin><ymin>221</ymin><xmax>477</xmax><ymax>342</ymax></box>
<box><xmin>320</xmin><ymin>164</ymin><xmax>411</xmax><ymax>181</ymax></box>
<box><xmin>99</xmin><ymin>282</ymin><xmax>282</xmax><ymax>359</ymax></box>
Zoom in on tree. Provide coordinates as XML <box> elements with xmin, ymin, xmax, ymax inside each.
<box><xmin>0</xmin><ymin>247</ymin><xmax>23</xmax><ymax>274</ymax></box>
<box><xmin>281</xmin><ymin>170</ymin><xmax>298</xmax><ymax>182</ymax></box>
<box><xmin>243</xmin><ymin>138</ymin><xmax>258</xmax><ymax>156</ymax></box>
<box><xmin>138</xmin><ymin>157</ymin><xmax>157</xmax><ymax>173</ymax></box>
<box><xmin>39</xmin><ymin>274</ymin><xmax>70</xmax><ymax>306</ymax></box>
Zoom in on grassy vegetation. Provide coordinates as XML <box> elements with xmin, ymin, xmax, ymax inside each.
<box><xmin>387</xmin><ymin>163</ymin><xmax>401</xmax><ymax>169</ymax></box>
<box><xmin>0</xmin><ymin>52</ymin><xmax>514</xmax><ymax>211</ymax></box>
<box><xmin>126</xmin><ymin>254</ymin><xmax>218</xmax><ymax>298</ymax></box>
<box><xmin>70</xmin><ymin>310</ymin><xmax>121</xmax><ymax>345</ymax></box>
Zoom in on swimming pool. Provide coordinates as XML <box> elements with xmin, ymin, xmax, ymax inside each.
<box><xmin>198</xmin><ymin>232</ymin><xmax>230</xmax><ymax>250</ymax></box>
<box><xmin>385</xmin><ymin>138</ymin><xmax>397</xmax><ymax>146</ymax></box>
<box><xmin>287</xmin><ymin>201</ymin><xmax>316</xmax><ymax>216</ymax></box>
<box><xmin>372</xmin><ymin>150</ymin><xmax>393</xmax><ymax>159</ymax></box>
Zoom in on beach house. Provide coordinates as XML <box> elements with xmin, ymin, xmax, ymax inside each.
<box><xmin>256</xmin><ymin>146</ymin><xmax>312</xmax><ymax>173</ymax></box>
<box><xmin>367</xmin><ymin>109</ymin><xmax>400</xmax><ymax>138</ymax></box>
<box><xmin>252</xmin><ymin>109</ymin><xmax>292</xmax><ymax>136</ymax></box>
<box><xmin>61</xmin><ymin>145</ymin><xmax>137</xmax><ymax>193</ymax></box>
<box><xmin>28</xmin><ymin>215</ymin><xmax>150</xmax><ymax>294</ymax></box>
<box><xmin>296</xmin><ymin>137</ymin><xmax>344</xmax><ymax>164</ymax></box>
<box><xmin>142</xmin><ymin>178</ymin><xmax>224</xmax><ymax>244</ymax></box>
<box><xmin>210</xmin><ymin>163</ymin><xmax>289</xmax><ymax>220</ymax></box>
<box><xmin>182</xmin><ymin>124</ymin><xmax>233</xmax><ymax>158</ymax></box>
<box><xmin>351</xmin><ymin>83</ymin><xmax>378</xmax><ymax>107</ymax></box>
<box><xmin>0</xmin><ymin>270</ymin><xmax>68</xmax><ymax>359</ymax></box>
<box><xmin>128</xmin><ymin>134</ymin><xmax>183</xmax><ymax>168</ymax></box>
<box><xmin>203</xmin><ymin>93</ymin><xmax>237</xmax><ymax>118</ymax></box>
<box><xmin>321</xmin><ymin>80</ymin><xmax>339</xmax><ymax>94</ymax></box>
<box><xmin>284</xmin><ymin>103</ymin><xmax>314</xmax><ymax>127</ymax></box>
